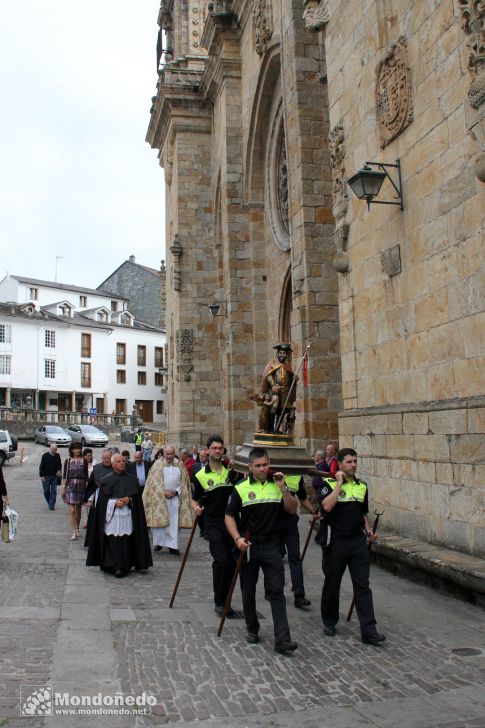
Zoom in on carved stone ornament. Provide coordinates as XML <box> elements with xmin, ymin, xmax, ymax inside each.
<box><xmin>303</xmin><ymin>0</ymin><xmax>329</xmax><ymax>32</ymax></box>
<box><xmin>375</xmin><ymin>36</ymin><xmax>413</xmax><ymax>148</ymax></box>
<box><xmin>458</xmin><ymin>1</ymin><xmax>485</xmax><ymax>180</ymax></box>
<box><xmin>458</xmin><ymin>0</ymin><xmax>485</xmax><ymax>109</ymax></box>
<box><xmin>170</xmin><ymin>234</ymin><xmax>182</xmax><ymax>292</ymax></box>
<box><xmin>328</xmin><ymin>123</ymin><xmax>348</xmax><ymax>226</ymax></box>
<box><xmin>253</xmin><ymin>0</ymin><xmax>273</xmax><ymax>56</ymax></box>
<box><xmin>176</xmin><ymin>329</ymin><xmax>194</xmax><ymax>382</ymax></box>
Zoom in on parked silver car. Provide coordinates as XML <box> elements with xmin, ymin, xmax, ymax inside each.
<box><xmin>34</xmin><ymin>426</ymin><xmax>72</xmax><ymax>447</ymax></box>
<box><xmin>0</xmin><ymin>429</ymin><xmax>17</xmax><ymax>464</ymax></box>
<box><xmin>65</xmin><ymin>424</ymin><xmax>109</xmax><ymax>447</ymax></box>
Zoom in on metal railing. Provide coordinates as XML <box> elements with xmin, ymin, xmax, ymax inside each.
<box><xmin>0</xmin><ymin>407</ymin><xmax>137</xmax><ymax>429</ymax></box>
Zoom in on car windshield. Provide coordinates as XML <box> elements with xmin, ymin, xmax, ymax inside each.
<box><xmin>81</xmin><ymin>426</ymin><xmax>103</xmax><ymax>434</ymax></box>
<box><xmin>46</xmin><ymin>427</ymin><xmax>66</xmax><ymax>434</ymax></box>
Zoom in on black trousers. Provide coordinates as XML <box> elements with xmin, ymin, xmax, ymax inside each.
<box><xmin>240</xmin><ymin>541</ymin><xmax>291</xmax><ymax>644</ymax></box>
<box><xmin>206</xmin><ymin>521</ymin><xmax>236</xmax><ymax>607</ymax></box>
<box><xmin>280</xmin><ymin>521</ymin><xmax>305</xmax><ymax>597</ymax></box>
<box><xmin>321</xmin><ymin>533</ymin><xmax>377</xmax><ymax>638</ymax></box>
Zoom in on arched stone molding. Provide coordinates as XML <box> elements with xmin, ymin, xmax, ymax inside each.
<box><xmin>244</xmin><ymin>46</ymin><xmax>282</xmax><ymax>206</ymax></box>
<box><xmin>266</xmin><ymin>100</ymin><xmax>291</xmax><ymax>251</ymax></box>
<box><xmin>278</xmin><ymin>265</ymin><xmax>293</xmax><ymax>343</ymax></box>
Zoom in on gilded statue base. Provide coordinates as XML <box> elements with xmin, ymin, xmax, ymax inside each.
<box><xmin>233</xmin><ymin>437</ymin><xmax>314</xmax><ymax>477</ymax></box>
<box><xmin>252</xmin><ymin>432</ymin><xmax>293</xmax><ymax>447</ymax></box>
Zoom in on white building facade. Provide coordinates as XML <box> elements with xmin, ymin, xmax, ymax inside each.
<box><xmin>0</xmin><ymin>276</ymin><xmax>167</xmax><ymax>426</ymax></box>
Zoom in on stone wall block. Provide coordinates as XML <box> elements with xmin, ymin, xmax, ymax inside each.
<box><xmin>436</xmin><ymin>462</ymin><xmax>454</xmax><ymax>485</ymax></box>
<box><xmin>442</xmin><ymin>519</ymin><xmax>472</xmax><ymax>553</ymax></box>
<box><xmin>449</xmin><ymin>487</ymin><xmax>485</xmax><ymax>524</ymax></box>
<box><xmin>431</xmin><ymin>484</ymin><xmax>450</xmax><ymax>519</ymax></box>
<box><xmin>449</xmin><ymin>434</ymin><xmax>485</xmax><ymax>465</ymax></box>
<box><xmin>471</xmin><ymin>526</ymin><xmax>485</xmax><ymax>557</ymax></box>
<box><xmin>418</xmin><ymin>460</ymin><xmax>436</xmax><ymax>483</ymax></box>
<box><xmin>468</xmin><ymin>407</ymin><xmax>485</xmax><ymax>434</ymax></box>
<box><xmin>428</xmin><ymin>409</ymin><xmax>467</xmax><ymax>435</ymax></box>
<box><xmin>413</xmin><ymin>434</ymin><xmax>450</xmax><ymax>462</ymax></box>
<box><xmin>403</xmin><ymin>411</ymin><xmax>429</xmax><ymax>435</ymax></box>
<box><xmin>386</xmin><ymin>434</ymin><xmax>414</xmax><ymax>460</ymax></box>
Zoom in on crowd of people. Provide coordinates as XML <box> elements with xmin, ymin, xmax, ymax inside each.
<box><xmin>1</xmin><ymin>433</ymin><xmax>387</xmax><ymax>655</ymax></box>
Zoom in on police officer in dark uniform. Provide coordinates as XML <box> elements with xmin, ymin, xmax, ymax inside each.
<box><xmin>225</xmin><ymin>447</ymin><xmax>298</xmax><ymax>655</ymax></box>
<box><xmin>319</xmin><ymin>447</ymin><xmax>385</xmax><ymax>645</ymax></box>
<box><xmin>277</xmin><ymin>474</ymin><xmax>316</xmax><ymax>608</ymax></box>
<box><xmin>191</xmin><ymin>435</ymin><xmax>240</xmax><ymax>616</ymax></box>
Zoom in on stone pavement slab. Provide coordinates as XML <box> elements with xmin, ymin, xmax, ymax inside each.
<box><xmin>1</xmin><ymin>441</ymin><xmax>485</xmax><ymax>728</ymax></box>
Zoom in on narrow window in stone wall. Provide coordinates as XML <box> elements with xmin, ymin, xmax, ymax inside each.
<box><xmin>0</xmin><ymin>324</ymin><xmax>12</xmax><ymax>343</ymax></box>
<box><xmin>79</xmin><ymin>295</ymin><xmax>87</xmax><ymax>307</ymax></box>
<box><xmin>29</xmin><ymin>287</ymin><xmax>38</xmax><ymax>300</ymax></box>
<box><xmin>117</xmin><ymin>343</ymin><xmax>126</xmax><ymax>365</ymax></box>
<box><xmin>111</xmin><ymin>301</ymin><xmax>118</xmax><ymax>312</ymax></box>
<box><xmin>156</xmin><ymin>400</ymin><xmax>164</xmax><ymax>415</ymax></box>
<box><xmin>117</xmin><ymin>370</ymin><xmax>126</xmax><ymax>384</ymax></box>
<box><xmin>45</xmin><ymin>329</ymin><xmax>56</xmax><ymax>348</ymax></box>
<box><xmin>137</xmin><ymin>346</ymin><xmax>146</xmax><ymax>367</ymax></box>
<box><xmin>44</xmin><ymin>359</ymin><xmax>55</xmax><ymax>379</ymax></box>
<box><xmin>81</xmin><ymin>333</ymin><xmax>91</xmax><ymax>358</ymax></box>
<box><xmin>138</xmin><ymin>371</ymin><xmax>147</xmax><ymax>385</ymax></box>
<box><xmin>0</xmin><ymin>355</ymin><xmax>11</xmax><ymax>375</ymax></box>
<box><xmin>154</xmin><ymin>372</ymin><xmax>163</xmax><ymax>386</ymax></box>
<box><xmin>81</xmin><ymin>362</ymin><xmax>91</xmax><ymax>388</ymax></box>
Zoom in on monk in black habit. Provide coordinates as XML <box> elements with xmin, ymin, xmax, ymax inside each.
<box><xmin>86</xmin><ymin>453</ymin><xmax>153</xmax><ymax>577</ymax></box>
<box><xmin>83</xmin><ymin>448</ymin><xmax>113</xmax><ymax>547</ymax></box>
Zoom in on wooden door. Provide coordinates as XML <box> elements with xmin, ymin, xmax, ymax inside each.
<box><xmin>135</xmin><ymin>400</ymin><xmax>153</xmax><ymax>423</ymax></box>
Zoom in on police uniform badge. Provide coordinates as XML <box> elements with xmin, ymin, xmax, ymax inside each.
<box><xmin>321</xmin><ymin>486</ymin><xmax>329</xmax><ymax>496</ymax></box>
<box><xmin>339</xmin><ymin>489</ymin><xmax>346</xmax><ymax>499</ymax></box>
<box><xmin>207</xmin><ymin>479</ymin><xmax>214</xmax><ymax>487</ymax></box>
<box><xmin>248</xmin><ymin>491</ymin><xmax>256</xmax><ymax>501</ymax></box>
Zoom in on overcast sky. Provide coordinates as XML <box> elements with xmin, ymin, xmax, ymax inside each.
<box><xmin>0</xmin><ymin>0</ymin><xmax>165</xmax><ymax>289</ymax></box>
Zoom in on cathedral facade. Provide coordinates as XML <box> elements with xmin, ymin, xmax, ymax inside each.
<box><xmin>147</xmin><ymin>0</ymin><xmax>485</xmax><ymax>556</ymax></box>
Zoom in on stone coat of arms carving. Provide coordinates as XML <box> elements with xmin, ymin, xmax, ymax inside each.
<box><xmin>328</xmin><ymin>123</ymin><xmax>348</xmax><ymax>225</ymax></box>
<box><xmin>253</xmin><ymin>0</ymin><xmax>273</xmax><ymax>56</ymax></box>
<box><xmin>176</xmin><ymin>329</ymin><xmax>194</xmax><ymax>382</ymax></box>
<box><xmin>375</xmin><ymin>36</ymin><xmax>413</xmax><ymax>148</ymax></box>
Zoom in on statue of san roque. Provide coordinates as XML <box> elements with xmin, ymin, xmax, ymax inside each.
<box><xmin>256</xmin><ymin>344</ymin><xmax>297</xmax><ymax>435</ymax></box>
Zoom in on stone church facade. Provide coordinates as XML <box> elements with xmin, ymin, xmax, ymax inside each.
<box><xmin>147</xmin><ymin>0</ymin><xmax>485</xmax><ymax>556</ymax></box>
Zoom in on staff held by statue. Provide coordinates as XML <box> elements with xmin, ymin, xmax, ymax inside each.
<box><xmin>273</xmin><ymin>343</ymin><xmax>311</xmax><ymax>434</ymax></box>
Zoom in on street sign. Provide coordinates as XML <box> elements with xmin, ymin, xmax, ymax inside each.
<box><xmin>89</xmin><ymin>408</ymin><xmax>97</xmax><ymax>416</ymax></box>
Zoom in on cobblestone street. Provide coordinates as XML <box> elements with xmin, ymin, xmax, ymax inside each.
<box><xmin>1</xmin><ymin>442</ymin><xmax>485</xmax><ymax>728</ymax></box>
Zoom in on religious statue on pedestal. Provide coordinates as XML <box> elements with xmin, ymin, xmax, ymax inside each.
<box><xmin>256</xmin><ymin>343</ymin><xmax>297</xmax><ymax>435</ymax></box>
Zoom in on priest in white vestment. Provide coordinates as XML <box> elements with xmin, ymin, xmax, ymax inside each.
<box><xmin>142</xmin><ymin>445</ymin><xmax>192</xmax><ymax>555</ymax></box>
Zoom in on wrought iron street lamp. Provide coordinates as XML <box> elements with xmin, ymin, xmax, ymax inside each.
<box><xmin>347</xmin><ymin>159</ymin><xmax>403</xmax><ymax>211</ymax></box>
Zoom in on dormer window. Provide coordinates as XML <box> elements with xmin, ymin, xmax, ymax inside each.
<box><xmin>120</xmin><ymin>312</ymin><xmax>133</xmax><ymax>326</ymax></box>
<box><xmin>60</xmin><ymin>305</ymin><xmax>70</xmax><ymax>317</ymax></box>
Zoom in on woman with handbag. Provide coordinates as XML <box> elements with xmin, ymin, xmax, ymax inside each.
<box><xmin>61</xmin><ymin>443</ymin><xmax>88</xmax><ymax>541</ymax></box>
<box><xmin>1</xmin><ymin>464</ymin><xmax>9</xmax><ymax>543</ymax></box>
<box><xmin>0</xmin><ymin>465</ymin><xmax>8</xmax><ymax>508</ymax></box>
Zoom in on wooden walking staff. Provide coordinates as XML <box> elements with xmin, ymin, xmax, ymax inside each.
<box><xmin>217</xmin><ymin>530</ymin><xmax>251</xmax><ymax>637</ymax></box>
<box><xmin>169</xmin><ymin>494</ymin><xmax>209</xmax><ymax>607</ymax></box>
<box><xmin>169</xmin><ymin>515</ymin><xmax>200</xmax><ymax>608</ymax></box>
<box><xmin>300</xmin><ymin>512</ymin><xmax>319</xmax><ymax>562</ymax></box>
<box><xmin>346</xmin><ymin>509</ymin><xmax>384</xmax><ymax>622</ymax></box>
<box><xmin>273</xmin><ymin>343</ymin><xmax>311</xmax><ymax>434</ymax></box>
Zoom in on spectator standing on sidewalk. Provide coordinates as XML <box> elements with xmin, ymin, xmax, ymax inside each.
<box><xmin>141</xmin><ymin>432</ymin><xmax>154</xmax><ymax>462</ymax></box>
<box><xmin>39</xmin><ymin>443</ymin><xmax>62</xmax><ymax>511</ymax></box>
